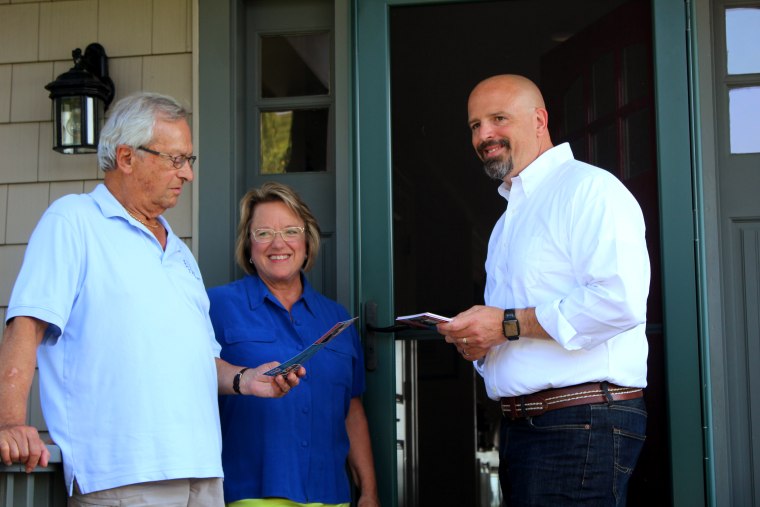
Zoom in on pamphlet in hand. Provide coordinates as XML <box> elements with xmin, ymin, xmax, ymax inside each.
<box><xmin>263</xmin><ymin>317</ymin><xmax>358</xmax><ymax>376</ymax></box>
<box><xmin>395</xmin><ymin>312</ymin><xmax>451</xmax><ymax>329</ymax></box>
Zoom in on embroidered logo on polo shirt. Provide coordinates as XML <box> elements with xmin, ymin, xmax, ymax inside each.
<box><xmin>182</xmin><ymin>255</ymin><xmax>202</xmax><ymax>281</ymax></box>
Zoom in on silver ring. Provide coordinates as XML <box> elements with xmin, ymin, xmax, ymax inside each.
<box><xmin>463</xmin><ymin>337</ymin><xmax>468</xmax><ymax>345</ymax></box>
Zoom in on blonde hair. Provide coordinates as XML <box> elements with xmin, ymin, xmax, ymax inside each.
<box><xmin>235</xmin><ymin>182</ymin><xmax>321</xmax><ymax>275</ymax></box>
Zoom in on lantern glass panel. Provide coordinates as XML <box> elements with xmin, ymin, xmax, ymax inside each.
<box><xmin>54</xmin><ymin>95</ymin><xmax>104</xmax><ymax>154</ymax></box>
<box><xmin>84</xmin><ymin>96</ymin><xmax>102</xmax><ymax>148</ymax></box>
<box><xmin>59</xmin><ymin>96</ymin><xmax>83</xmax><ymax>148</ymax></box>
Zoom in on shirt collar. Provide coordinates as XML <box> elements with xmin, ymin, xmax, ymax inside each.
<box><xmin>245</xmin><ymin>272</ymin><xmax>317</xmax><ymax>316</ymax></box>
<box><xmin>91</xmin><ymin>183</ymin><xmax>171</xmax><ymax>232</ymax></box>
<box><xmin>497</xmin><ymin>142</ymin><xmax>574</xmax><ymax>202</ymax></box>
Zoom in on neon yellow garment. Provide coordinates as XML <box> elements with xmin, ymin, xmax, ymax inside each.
<box><xmin>228</xmin><ymin>499</ymin><xmax>349</xmax><ymax>507</ymax></box>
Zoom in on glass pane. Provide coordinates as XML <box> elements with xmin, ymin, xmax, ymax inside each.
<box><xmin>726</xmin><ymin>8</ymin><xmax>760</xmax><ymax>75</ymax></box>
<box><xmin>729</xmin><ymin>86</ymin><xmax>760</xmax><ymax>154</ymax></box>
<box><xmin>591</xmin><ymin>52</ymin><xmax>615</xmax><ymax>120</ymax></box>
<box><xmin>60</xmin><ymin>96</ymin><xmax>83</xmax><ymax>147</ymax></box>
<box><xmin>563</xmin><ymin>76</ymin><xmax>585</xmax><ymax>135</ymax></box>
<box><xmin>623</xmin><ymin>43</ymin><xmax>648</xmax><ymax>104</ymax></box>
<box><xmin>260</xmin><ymin>109</ymin><xmax>329</xmax><ymax>173</ymax></box>
<box><xmin>84</xmin><ymin>96</ymin><xmax>104</xmax><ymax>147</ymax></box>
<box><xmin>623</xmin><ymin>108</ymin><xmax>651</xmax><ymax>178</ymax></box>
<box><xmin>591</xmin><ymin>123</ymin><xmax>617</xmax><ymax>174</ymax></box>
<box><xmin>261</xmin><ymin>33</ymin><xmax>330</xmax><ymax>97</ymax></box>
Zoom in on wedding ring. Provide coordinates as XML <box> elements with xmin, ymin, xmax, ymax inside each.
<box><xmin>463</xmin><ymin>337</ymin><xmax>468</xmax><ymax>345</ymax></box>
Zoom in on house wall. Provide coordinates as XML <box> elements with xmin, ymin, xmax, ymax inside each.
<box><xmin>0</xmin><ymin>0</ymin><xmax>195</xmax><ymax>326</ymax></box>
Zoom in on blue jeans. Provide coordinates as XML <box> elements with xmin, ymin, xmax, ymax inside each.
<box><xmin>499</xmin><ymin>397</ymin><xmax>646</xmax><ymax>507</ymax></box>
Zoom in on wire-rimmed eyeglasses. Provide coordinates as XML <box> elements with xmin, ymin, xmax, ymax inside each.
<box><xmin>251</xmin><ymin>226</ymin><xmax>305</xmax><ymax>243</ymax></box>
<box><xmin>137</xmin><ymin>146</ymin><xmax>197</xmax><ymax>169</ymax></box>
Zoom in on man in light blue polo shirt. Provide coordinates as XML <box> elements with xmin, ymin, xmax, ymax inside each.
<box><xmin>0</xmin><ymin>92</ymin><xmax>303</xmax><ymax>507</ymax></box>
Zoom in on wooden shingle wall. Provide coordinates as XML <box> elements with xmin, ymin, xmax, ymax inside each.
<box><xmin>0</xmin><ymin>0</ymin><xmax>195</xmax><ymax>320</ymax></box>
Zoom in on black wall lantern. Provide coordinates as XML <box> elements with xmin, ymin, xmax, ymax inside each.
<box><xmin>45</xmin><ymin>43</ymin><xmax>115</xmax><ymax>154</ymax></box>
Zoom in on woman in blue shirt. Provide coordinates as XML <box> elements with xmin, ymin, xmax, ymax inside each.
<box><xmin>207</xmin><ymin>182</ymin><xmax>379</xmax><ymax>507</ymax></box>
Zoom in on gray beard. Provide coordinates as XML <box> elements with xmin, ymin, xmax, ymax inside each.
<box><xmin>483</xmin><ymin>156</ymin><xmax>513</xmax><ymax>181</ymax></box>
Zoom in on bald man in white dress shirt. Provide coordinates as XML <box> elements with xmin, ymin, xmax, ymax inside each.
<box><xmin>438</xmin><ymin>74</ymin><xmax>650</xmax><ymax>507</ymax></box>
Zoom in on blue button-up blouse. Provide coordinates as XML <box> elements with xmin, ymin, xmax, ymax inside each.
<box><xmin>208</xmin><ymin>274</ymin><xmax>365</xmax><ymax>504</ymax></box>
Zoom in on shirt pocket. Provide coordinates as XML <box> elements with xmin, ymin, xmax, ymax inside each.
<box><xmin>224</xmin><ymin>327</ymin><xmax>276</xmax><ymax>344</ymax></box>
<box><xmin>220</xmin><ymin>326</ymin><xmax>278</xmax><ymax>366</ymax></box>
<box><xmin>320</xmin><ymin>343</ymin><xmax>356</xmax><ymax>415</ymax></box>
<box><xmin>520</xmin><ymin>233</ymin><xmax>569</xmax><ymax>291</ymax></box>
<box><xmin>322</xmin><ymin>339</ymin><xmax>356</xmax><ymax>390</ymax></box>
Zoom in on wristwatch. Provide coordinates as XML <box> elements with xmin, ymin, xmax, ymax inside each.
<box><xmin>233</xmin><ymin>367</ymin><xmax>249</xmax><ymax>395</ymax></box>
<box><xmin>502</xmin><ymin>309</ymin><xmax>520</xmax><ymax>341</ymax></box>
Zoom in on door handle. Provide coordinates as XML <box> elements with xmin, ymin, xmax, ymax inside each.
<box><xmin>366</xmin><ymin>323</ymin><xmax>410</xmax><ymax>333</ymax></box>
<box><xmin>363</xmin><ymin>302</ymin><xmax>442</xmax><ymax>371</ymax></box>
<box><xmin>363</xmin><ymin>301</ymin><xmax>379</xmax><ymax>371</ymax></box>
<box><xmin>363</xmin><ymin>301</ymin><xmax>412</xmax><ymax>371</ymax></box>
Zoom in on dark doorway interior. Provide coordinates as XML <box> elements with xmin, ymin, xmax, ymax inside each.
<box><xmin>390</xmin><ymin>1</ymin><xmax>667</xmax><ymax>505</ymax></box>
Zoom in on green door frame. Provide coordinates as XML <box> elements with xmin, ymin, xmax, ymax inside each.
<box><xmin>651</xmin><ymin>1</ymin><xmax>707</xmax><ymax>505</ymax></box>
<box><xmin>196</xmin><ymin>0</ymin><xmax>707</xmax><ymax>505</ymax></box>
<box><xmin>354</xmin><ymin>1</ymin><xmax>706</xmax><ymax>506</ymax></box>
<box><xmin>197</xmin><ymin>0</ymin><xmax>243</xmax><ymax>290</ymax></box>
<box><xmin>354</xmin><ymin>1</ymin><xmax>396</xmax><ymax>504</ymax></box>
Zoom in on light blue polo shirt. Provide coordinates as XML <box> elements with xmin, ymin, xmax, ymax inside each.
<box><xmin>6</xmin><ymin>184</ymin><xmax>223</xmax><ymax>495</ymax></box>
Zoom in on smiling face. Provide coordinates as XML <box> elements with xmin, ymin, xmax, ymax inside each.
<box><xmin>467</xmin><ymin>75</ymin><xmax>551</xmax><ymax>184</ymax></box>
<box><xmin>249</xmin><ymin>201</ymin><xmax>307</xmax><ymax>291</ymax></box>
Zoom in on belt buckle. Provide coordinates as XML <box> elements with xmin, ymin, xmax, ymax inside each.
<box><xmin>500</xmin><ymin>398</ymin><xmax>518</xmax><ymax>419</ymax></box>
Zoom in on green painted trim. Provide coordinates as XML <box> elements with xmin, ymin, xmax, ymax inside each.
<box><xmin>685</xmin><ymin>0</ymin><xmax>716</xmax><ymax>504</ymax></box>
<box><xmin>355</xmin><ymin>3</ymin><xmax>491</xmax><ymax>504</ymax></box>
<box><xmin>355</xmin><ymin>1</ymin><xmax>398</xmax><ymax>505</ymax></box>
<box><xmin>651</xmin><ymin>1</ymin><xmax>707</xmax><ymax>505</ymax></box>
<box><xmin>335</xmin><ymin>0</ymin><xmax>354</xmax><ymax>309</ymax></box>
<box><xmin>197</xmin><ymin>0</ymin><xmax>240</xmax><ymax>288</ymax></box>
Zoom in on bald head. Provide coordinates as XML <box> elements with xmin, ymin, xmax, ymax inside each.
<box><xmin>469</xmin><ymin>74</ymin><xmax>546</xmax><ymax>112</ymax></box>
<box><xmin>467</xmin><ymin>74</ymin><xmax>553</xmax><ymax>184</ymax></box>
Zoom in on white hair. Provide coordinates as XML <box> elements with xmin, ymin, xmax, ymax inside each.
<box><xmin>97</xmin><ymin>92</ymin><xmax>188</xmax><ymax>171</ymax></box>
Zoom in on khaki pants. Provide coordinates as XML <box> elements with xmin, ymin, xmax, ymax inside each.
<box><xmin>69</xmin><ymin>477</ymin><xmax>224</xmax><ymax>507</ymax></box>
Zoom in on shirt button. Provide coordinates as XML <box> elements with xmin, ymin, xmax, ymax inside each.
<box><xmin>301</xmin><ymin>440</ymin><xmax>309</xmax><ymax>447</ymax></box>
<box><xmin>302</xmin><ymin>406</ymin><xmax>309</xmax><ymax>414</ymax></box>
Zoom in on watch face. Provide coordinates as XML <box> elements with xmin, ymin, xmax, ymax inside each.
<box><xmin>503</xmin><ymin>320</ymin><xmax>519</xmax><ymax>338</ymax></box>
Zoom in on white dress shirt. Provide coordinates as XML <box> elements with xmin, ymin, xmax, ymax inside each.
<box><xmin>474</xmin><ymin>143</ymin><xmax>650</xmax><ymax>399</ymax></box>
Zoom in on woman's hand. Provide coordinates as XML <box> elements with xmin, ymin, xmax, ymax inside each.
<box><xmin>244</xmin><ymin>362</ymin><xmax>306</xmax><ymax>397</ymax></box>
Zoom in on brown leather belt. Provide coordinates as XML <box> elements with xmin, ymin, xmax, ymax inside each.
<box><xmin>500</xmin><ymin>382</ymin><xmax>643</xmax><ymax>420</ymax></box>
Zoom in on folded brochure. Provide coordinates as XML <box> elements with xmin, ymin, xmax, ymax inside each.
<box><xmin>263</xmin><ymin>317</ymin><xmax>358</xmax><ymax>376</ymax></box>
<box><xmin>395</xmin><ymin>312</ymin><xmax>451</xmax><ymax>329</ymax></box>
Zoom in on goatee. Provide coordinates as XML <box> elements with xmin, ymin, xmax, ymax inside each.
<box><xmin>479</xmin><ymin>139</ymin><xmax>513</xmax><ymax>181</ymax></box>
<box><xmin>483</xmin><ymin>157</ymin><xmax>513</xmax><ymax>181</ymax></box>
